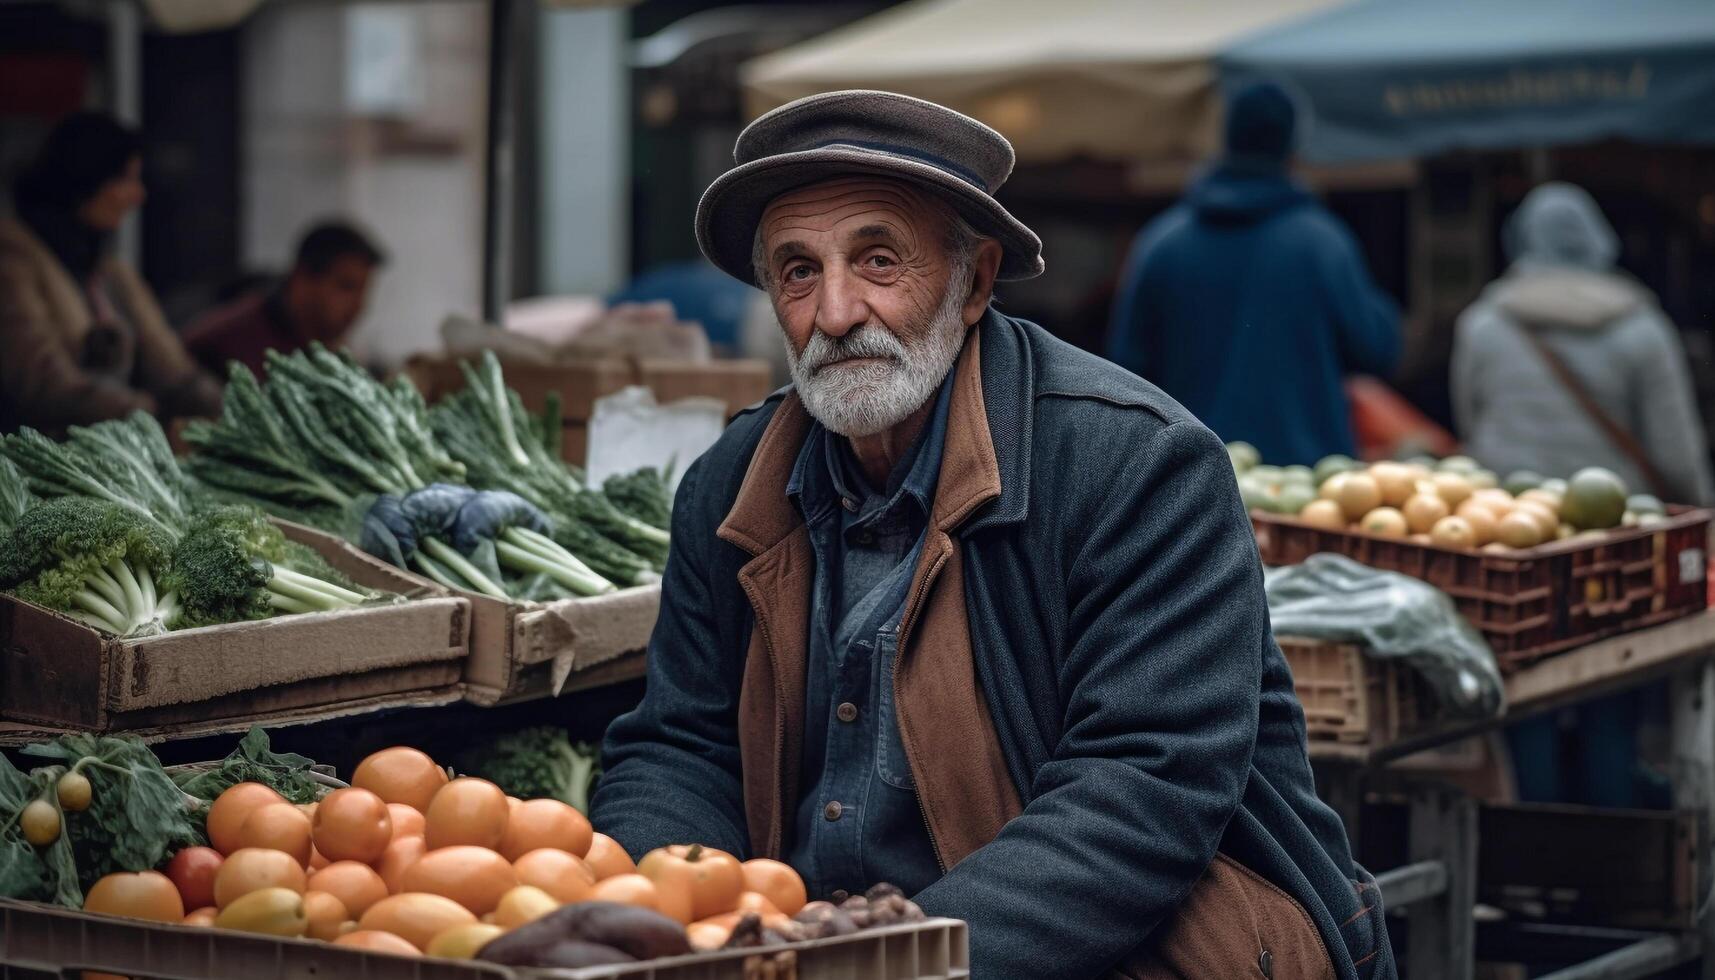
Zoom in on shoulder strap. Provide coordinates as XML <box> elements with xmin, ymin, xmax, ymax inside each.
<box><xmin>1513</xmin><ymin>324</ymin><xmax>1669</xmax><ymax>498</ymax></box>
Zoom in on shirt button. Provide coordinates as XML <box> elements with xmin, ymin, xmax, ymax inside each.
<box><xmin>823</xmin><ymin>801</ymin><xmax>843</xmax><ymax>822</ymax></box>
<box><xmin>830</xmin><ymin>889</ymin><xmax>849</xmax><ymax>903</ymax></box>
<box><xmin>836</xmin><ymin>702</ymin><xmax>858</xmax><ymax>723</ymax></box>
<box><xmin>854</xmin><ymin>530</ymin><xmax>875</xmax><ymax>546</ymax></box>
<box><xmin>841</xmin><ymin>498</ymin><xmax>858</xmax><ymax>513</ymax></box>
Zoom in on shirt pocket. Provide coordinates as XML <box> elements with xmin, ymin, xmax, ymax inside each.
<box><xmin>874</xmin><ymin>630</ymin><xmax>915</xmax><ymax>790</ymax></box>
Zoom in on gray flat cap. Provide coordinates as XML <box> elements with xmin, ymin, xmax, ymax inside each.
<box><xmin>696</xmin><ymin>90</ymin><xmax>1045</xmax><ymax>287</ymax></box>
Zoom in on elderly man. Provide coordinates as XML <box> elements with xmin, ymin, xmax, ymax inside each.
<box><xmin>593</xmin><ymin>91</ymin><xmax>1390</xmax><ymax>980</ymax></box>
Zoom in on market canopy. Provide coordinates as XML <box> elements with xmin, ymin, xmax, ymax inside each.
<box><xmin>740</xmin><ymin>0</ymin><xmax>1348</xmax><ymax>165</ymax></box>
<box><xmin>1220</xmin><ymin>0</ymin><xmax>1715</xmax><ymax>163</ymax></box>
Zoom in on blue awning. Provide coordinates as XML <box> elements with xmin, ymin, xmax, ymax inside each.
<box><xmin>1220</xmin><ymin>0</ymin><xmax>1715</xmax><ymax>163</ymax></box>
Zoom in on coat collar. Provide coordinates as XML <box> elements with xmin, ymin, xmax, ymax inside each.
<box><xmin>717</xmin><ymin>308</ymin><xmax>1031</xmax><ymax>555</ymax></box>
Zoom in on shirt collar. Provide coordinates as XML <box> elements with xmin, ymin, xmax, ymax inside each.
<box><xmin>786</xmin><ymin>360</ymin><xmax>958</xmax><ymax>523</ymax></box>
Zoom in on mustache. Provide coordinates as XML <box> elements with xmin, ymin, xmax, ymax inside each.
<box><xmin>795</xmin><ymin>325</ymin><xmax>909</xmax><ymax>375</ymax></box>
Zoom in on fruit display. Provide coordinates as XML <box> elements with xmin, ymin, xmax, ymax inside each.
<box><xmin>1</xmin><ymin>730</ymin><xmax>923</xmax><ymax>971</ymax></box>
<box><xmin>1230</xmin><ymin>443</ymin><xmax>1664</xmax><ymax>552</ymax></box>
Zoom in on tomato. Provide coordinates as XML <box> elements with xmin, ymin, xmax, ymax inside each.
<box><xmin>741</xmin><ymin>858</ymin><xmax>807</xmax><ymax>917</ymax></box>
<box><xmin>490</xmin><ymin>885</ymin><xmax>558</xmax><ymax>930</ymax></box>
<box><xmin>308</xmin><ymin>845</ymin><xmax>330</xmax><ymax>871</ymax></box>
<box><xmin>588</xmin><ymin>873</ymin><xmax>661</xmax><ymax>913</ymax></box>
<box><xmin>497</xmin><ymin>798</ymin><xmax>592</xmax><ymax>860</ymax></box>
<box><xmin>423</xmin><ymin>778</ymin><xmax>509</xmax><ymax>851</ymax></box>
<box><xmin>583</xmin><ymin>833</ymin><xmax>636</xmax><ymax>880</ymax></box>
<box><xmin>687</xmin><ymin>920</ymin><xmax>731</xmax><ymax>951</ymax></box>
<box><xmin>307</xmin><ymin>861</ymin><xmax>389</xmax><ymax>919</ymax></box>
<box><xmin>206</xmin><ymin>783</ymin><xmax>287</xmax><ymax>855</ymax></box>
<box><xmin>181</xmin><ymin>907</ymin><xmax>218</xmax><ymax>927</ymax></box>
<box><xmin>424</xmin><ymin>922</ymin><xmax>504</xmax><ymax>959</ymax></box>
<box><xmin>639</xmin><ymin>844</ymin><xmax>743</xmax><ymax>923</ymax></box>
<box><xmin>333</xmin><ymin>930</ymin><xmax>423</xmax><ymax>957</ymax></box>
<box><xmin>511</xmin><ymin>848</ymin><xmax>595</xmax><ymax>904</ymax></box>
<box><xmin>214</xmin><ymin>887</ymin><xmax>309</xmax><ymax>937</ymax></box>
<box><xmin>302</xmin><ymin>890</ymin><xmax>350</xmax><ymax>941</ymax></box>
<box><xmin>236</xmin><ymin>803</ymin><xmax>313</xmax><ymax>868</ymax></box>
<box><xmin>84</xmin><ymin>871</ymin><xmax>184</xmax><ymax>923</ymax></box>
<box><xmin>351</xmin><ymin>748</ymin><xmax>447</xmax><ymax>813</ymax></box>
<box><xmin>214</xmin><ymin>848</ymin><xmax>307</xmax><ymax>908</ymax></box>
<box><xmin>386</xmin><ymin>804</ymin><xmax>425</xmax><ymax>842</ymax></box>
<box><xmin>375</xmin><ymin>835</ymin><xmax>427</xmax><ymax>894</ymax></box>
<box><xmin>164</xmin><ymin>847</ymin><xmax>223</xmax><ymax>911</ymax></box>
<box><xmin>358</xmin><ymin>893</ymin><xmax>477</xmax><ymax>950</ymax></box>
<box><xmin>312</xmin><ymin>788</ymin><xmax>393</xmax><ymax>864</ymax></box>
<box><xmin>399</xmin><ymin>845</ymin><xmax>516</xmax><ymax>916</ymax></box>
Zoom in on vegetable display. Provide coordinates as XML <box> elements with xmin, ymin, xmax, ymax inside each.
<box><xmin>450</xmin><ymin>727</ymin><xmax>600</xmax><ymax>814</ymax></box>
<box><xmin>0</xmin><ymin>413</ymin><xmax>380</xmax><ymax>635</ymax></box>
<box><xmin>4</xmin><ymin>732</ymin><xmax>918</xmax><ymax>970</ymax></box>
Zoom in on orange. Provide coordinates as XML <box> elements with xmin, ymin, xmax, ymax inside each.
<box><xmin>182</xmin><ymin>907</ymin><xmax>218</xmax><ymax>927</ymax></box>
<box><xmin>236</xmin><ymin>803</ymin><xmax>313</xmax><ymax>868</ymax></box>
<box><xmin>375</xmin><ymin>835</ymin><xmax>427</xmax><ymax>894</ymax></box>
<box><xmin>296</xmin><ymin>801</ymin><xmax>318</xmax><ymax>820</ymax></box>
<box><xmin>307</xmin><ymin>862</ymin><xmax>390</xmax><ymax>920</ymax></box>
<box><xmin>333</xmin><ymin>930</ymin><xmax>422</xmax><ymax>957</ymax></box>
<box><xmin>400</xmin><ymin>846</ymin><xmax>517</xmax><ymax>916</ymax></box>
<box><xmin>497</xmin><ymin>799</ymin><xmax>592</xmax><ymax>860</ymax></box>
<box><xmin>302</xmin><ymin>890</ymin><xmax>350</xmax><ymax>941</ymax></box>
<box><xmin>490</xmin><ymin>885</ymin><xmax>558</xmax><ymax>930</ymax></box>
<box><xmin>687</xmin><ymin>920</ymin><xmax>730</xmax><ymax>951</ymax></box>
<box><xmin>311</xmin><ymin>788</ymin><xmax>393</xmax><ymax>864</ymax></box>
<box><xmin>741</xmin><ymin>859</ymin><xmax>807</xmax><ymax>916</ymax></box>
<box><xmin>358</xmin><ymin>893</ymin><xmax>476</xmax><ymax>950</ymax></box>
<box><xmin>206</xmin><ymin>782</ymin><xmax>287</xmax><ymax>855</ymax></box>
<box><xmin>83</xmin><ymin>871</ymin><xmax>184</xmax><ymax>923</ymax></box>
<box><xmin>589</xmin><ymin>873</ymin><xmax>661</xmax><ymax>913</ymax></box>
<box><xmin>512</xmin><ymin>848</ymin><xmax>595</xmax><ymax>904</ymax></box>
<box><xmin>351</xmin><ymin>748</ymin><xmax>447</xmax><ymax>813</ymax></box>
<box><xmin>386</xmin><ymin>804</ymin><xmax>425</xmax><ymax>842</ymax></box>
<box><xmin>583</xmin><ymin>833</ymin><xmax>636</xmax><ymax>880</ymax></box>
<box><xmin>423</xmin><ymin>778</ymin><xmax>509</xmax><ymax>851</ymax></box>
<box><xmin>213</xmin><ymin>848</ymin><xmax>307</xmax><ymax>908</ymax></box>
<box><xmin>308</xmin><ymin>845</ymin><xmax>330</xmax><ymax>871</ymax></box>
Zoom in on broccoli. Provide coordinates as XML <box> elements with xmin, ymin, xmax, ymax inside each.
<box><xmin>0</xmin><ymin>497</ymin><xmax>179</xmax><ymax>636</ymax></box>
<box><xmin>451</xmin><ymin>726</ymin><xmax>601</xmax><ymax>813</ymax></box>
<box><xmin>162</xmin><ymin>506</ymin><xmax>371</xmax><ymax>627</ymax></box>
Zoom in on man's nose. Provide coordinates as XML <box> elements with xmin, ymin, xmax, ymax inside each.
<box><xmin>813</xmin><ymin>265</ymin><xmax>870</xmax><ymax>339</ymax></box>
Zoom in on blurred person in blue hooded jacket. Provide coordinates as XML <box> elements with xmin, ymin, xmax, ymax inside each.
<box><xmin>1106</xmin><ymin>81</ymin><xmax>1400</xmax><ymax>465</ymax></box>
<box><xmin>1452</xmin><ymin>181</ymin><xmax>1713</xmax><ymax>507</ymax></box>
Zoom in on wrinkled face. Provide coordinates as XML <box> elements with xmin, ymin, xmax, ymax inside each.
<box><xmin>756</xmin><ymin>177</ymin><xmax>981</xmax><ymax>437</ymax></box>
<box><xmin>78</xmin><ymin>156</ymin><xmax>145</xmax><ymax>231</ymax></box>
<box><xmin>293</xmin><ymin>254</ymin><xmax>376</xmax><ymax>342</ymax></box>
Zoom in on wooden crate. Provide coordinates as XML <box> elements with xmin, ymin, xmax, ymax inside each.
<box><xmin>1256</xmin><ymin>508</ymin><xmax>1710</xmax><ymax>670</ymax></box>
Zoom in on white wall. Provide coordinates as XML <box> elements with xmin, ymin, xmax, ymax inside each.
<box><xmin>241</xmin><ymin>2</ymin><xmax>488</xmax><ymax>369</ymax></box>
<box><xmin>537</xmin><ymin>6</ymin><xmax>629</xmax><ymax>299</ymax></box>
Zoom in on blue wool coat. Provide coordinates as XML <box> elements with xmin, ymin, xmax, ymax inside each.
<box><xmin>594</xmin><ymin>310</ymin><xmax>1392</xmax><ymax>979</ymax></box>
<box><xmin>1107</xmin><ymin>161</ymin><xmax>1401</xmax><ymax>466</ymax></box>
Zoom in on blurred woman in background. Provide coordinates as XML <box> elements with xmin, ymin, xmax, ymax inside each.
<box><xmin>0</xmin><ymin>111</ymin><xmax>220</xmax><ymax>435</ymax></box>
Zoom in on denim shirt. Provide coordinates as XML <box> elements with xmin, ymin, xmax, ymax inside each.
<box><xmin>782</xmin><ymin>371</ymin><xmax>955</xmax><ymax>901</ymax></box>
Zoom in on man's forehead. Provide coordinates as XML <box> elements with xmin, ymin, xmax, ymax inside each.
<box><xmin>759</xmin><ymin>176</ymin><xmax>944</xmax><ymax>242</ymax></box>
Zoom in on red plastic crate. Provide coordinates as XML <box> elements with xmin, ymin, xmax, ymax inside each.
<box><xmin>1255</xmin><ymin>508</ymin><xmax>1710</xmax><ymax>670</ymax></box>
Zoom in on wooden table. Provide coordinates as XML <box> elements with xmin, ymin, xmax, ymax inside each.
<box><xmin>1314</xmin><ymin>611</ymin><xmax>1715</xmax><ymax>979</ymax></box>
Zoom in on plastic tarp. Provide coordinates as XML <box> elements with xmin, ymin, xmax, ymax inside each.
<box><xmin>740</xmin><ymin>0</ymin><xmax>1350</xmax><ymax>164</ymax></box>
<box><xmin>1221</xmin><ymin>0</ymin><xmax>1715</xmax><ymax>163</ymax></box>
<box><xmin>1266</xmin><ymin>553</ymin><xmax>1505</xmax><ymax>721</ymax></box>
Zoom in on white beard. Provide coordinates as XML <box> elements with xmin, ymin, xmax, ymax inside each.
<box><xmin>783</xmin><ymin>277</ymin><xmax>970</xmax><ymax>438</ymax></box>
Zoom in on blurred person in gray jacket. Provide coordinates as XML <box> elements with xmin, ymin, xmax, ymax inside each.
<box><xmin>1452</xmin><ymin>181</ymin><xmax>1713</xmax><ymax>505</ymax></box>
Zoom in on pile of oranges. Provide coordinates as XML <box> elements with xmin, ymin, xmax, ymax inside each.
<box><xmin>77</xmin><ymin>745</ymin><xmax>807</xmax><ymax>962</ymax></box>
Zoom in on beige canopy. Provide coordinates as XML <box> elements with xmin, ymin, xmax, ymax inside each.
<box><xmin>741</xmin><ymin>0</ymin><xmax>1347</xmax><ymax>164</ymax></box>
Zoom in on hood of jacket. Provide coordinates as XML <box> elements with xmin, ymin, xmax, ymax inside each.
<box><xmin>1491</xmin><ymin>182</ymin><xmax>1639</xmax><ymax>330</ymax></box>
<box><xmin>1187</xmin><ymin>158</ymin><xmax>1313</xmax><ymax>223</ymax></box>
<box><xmin>1490</xmin><ymin>266</ymin><xmax>1647</xmax><ymax>330</ymax></box>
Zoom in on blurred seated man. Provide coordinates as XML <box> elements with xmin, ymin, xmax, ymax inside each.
<box><xmin>184</xmin><ymin>221</ymin><xmax>384</xmax><ymax>377</ymax></box>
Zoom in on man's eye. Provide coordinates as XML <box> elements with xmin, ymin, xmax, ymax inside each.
<box><xmin>785</xmin><ymin>265</ymin><xmax>813</xmax><ymax>280</ymax></box>
<box><xmin>867</xmin><ymin>254</ymin><xmax>895</xmax><ymax>268</ymax></box>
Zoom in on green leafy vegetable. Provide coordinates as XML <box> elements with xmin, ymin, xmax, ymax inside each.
<box><xmin>0</xmin><ymin>455</ymin><xmax>34</xmax><ymax>539</ymax></box>
<box><xmin>0</xmin><ymin>497</ymin><xmax>179</xmax><ymax>636</ymax></box>
<box><xmin>602</xmin><ymin>466</ymin><xmax>673</xmax><ymax>531</ymax></box>
<box><xmin>451</xmin><ymin>727</ymin><xmax>601</xmax><ymax>814</ymax></box>
<box><xmin>0</xmin><ymin>752</ymin><xmax>81</xmax><ymax>906</ymax></box>
<box><xmin>172</xmin><ymin>727</ymin><xmax>324</xmax><ymax>806</ymax></box>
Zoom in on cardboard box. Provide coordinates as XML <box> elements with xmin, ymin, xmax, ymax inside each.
<box><xmin>455</xmin><ymin>583</ymin><xmax>660</xmax><ymax>705</ymax></box>
<box><xmin>399</xmin><ymin>354</ymin><xmax>774</xmax><ymax>465</ymax></box>
<box><xmin>0</xmin><ymin>521</ymin><xmax>470</xmax><ymax>733</ymax></box>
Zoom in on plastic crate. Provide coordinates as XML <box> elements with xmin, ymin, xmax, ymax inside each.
<box><xmin>1277</xmin><ymin>637</ymin><xmax>1435</xmax><ymax>745</ymax></box>
<box><xmin>0</xmin><ymin>900</ymin><xmax>968</xmax><ymax>980</ymax></box>
<box><xmin>1254</xmin><ymin>508</ymin><xmax>1711</xmax><ymax>670</ymax></box>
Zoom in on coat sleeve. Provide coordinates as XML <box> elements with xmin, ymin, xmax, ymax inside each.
<box><xmin>590</xmin><ymin>457</ymin><xmax>752</xmax><ymax>859</ymax></box>
<box><xmin>1630</xmin><ymin>310</ymin><xmax>1715</xmax><ymax>505</ymax></box>
<box><xmin>913</xmin><ymin>419</ymin><xmax>1264</xmax><ymax>979</ymax></box>
<box><xmin>0</xmin><ymin>236</ymin><xmax>156</xmax><ymax>429</ymax></box>
<box><xmin>1105</xmin><ymin>225</ymin><xmax>1165</xmax><ymax>379</ymax></box>
<box><xmin>1314</xmin><ymin>219</ymin><xmax>1401</xmax><ymax>379</ymax></box>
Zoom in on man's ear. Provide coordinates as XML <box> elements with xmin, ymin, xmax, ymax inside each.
<box><xmin>962</xmin><ymin>239</ymin><xmax>1004</xmax><ymax>325</ymax></box>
